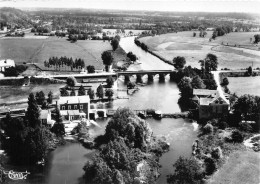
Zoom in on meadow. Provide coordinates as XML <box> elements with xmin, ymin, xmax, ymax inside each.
<box><xmin>139</xmin><ymin>31</ymin><xmax>260</xmax><ymax>69</ymax></box>
<box><xmin>0</xmin><ymin>83</ymin><xmax>65</xmax><ymax>111</ymax></box>
<box><xmin>228</xmin><ymin>76</ymin><xmax>260</xmax><ymax>96</ymax></box>
<box><xmin>0</xmin><ymin>36</ymin><xmax>112</xmax><ymax>71</ymax></box>
<box><xmin>209</xmin><ymin>150</ymin><xmax>260</xmax><ymax>184</ymax></box>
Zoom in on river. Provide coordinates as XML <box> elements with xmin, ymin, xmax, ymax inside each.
<box><xmin>5</xmin><ymin>36</ymin><xmax>198</xmax><ymax>184</ymax></box>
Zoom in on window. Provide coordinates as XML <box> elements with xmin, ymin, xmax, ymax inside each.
<box><xmin>74</xmin><ymin>105</ymin><xmax>77</xmax><ymax>109</ymax></box>
<box><xmin>80</xmin><ymin>105</ymin><xmax>83</xmax><ymax>109</ymax></box>
<box><xmin>61</xmin><ymin>106</ymin><xmax>65</xmax><ymax>110</ymax></box>
<box><xmin>68</xmin><ymin>105</ymin><xmax>71</xmax><ymax>110</ymax></box>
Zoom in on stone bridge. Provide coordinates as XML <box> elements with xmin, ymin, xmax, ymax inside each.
<box><xmin>51</xmin><ymin>70</ymin><xmax>175</xmax><ymax>83</ymax></box>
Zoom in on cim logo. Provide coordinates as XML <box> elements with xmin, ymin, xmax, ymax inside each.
<box><xmin>2</xmin><ymin>170</ymin><xmax>30</xmax><ymax>180</ymax></box>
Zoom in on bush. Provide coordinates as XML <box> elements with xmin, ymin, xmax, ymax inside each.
<box><xmin>239</xmin><ymin>121</ymin><xmax>253</xmax><ymax>132</ymax></box>
<box><xmin>97</xmin><ymin>111</ymin><xmax>105</xmax><ymax>118</ymax></box>
<box><xmin>204</xmin><ymin>157</ymin><xmax>217</xmax><ymax>175</ymax></box>
<box><xmin>211</xmin><ymin>147</ymin><xmax>223</xmax><ymax>159</ymax></box>
<box><xmin>231</xmin><ymin>130</ymin><xmax>244</xmax><ymax>143</ymax></box>
<box><xmin>218</xmin><ymin>121</ymin><xmax>228</xmax><ymax>130</ymax></box>
<box><xmin>203</xmin><ymin>123</ymin><xmax>214</xmax><ymax>134</ymax></box>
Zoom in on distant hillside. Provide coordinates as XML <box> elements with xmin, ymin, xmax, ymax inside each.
<box><xmin>0</xmin><ymin>7</ymin><xmax>33</xmax><ymax>29</ymax></box>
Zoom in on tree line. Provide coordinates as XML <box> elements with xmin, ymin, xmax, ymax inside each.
<box><xmin>44</xmin><ymin>56</ymin><xmax>85</xmax><ymax>71</ymax></box>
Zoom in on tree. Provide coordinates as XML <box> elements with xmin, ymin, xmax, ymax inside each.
<box><xmin>247</xmin><ymin>66</ymin><xmax>253</xmax><ymax>76</ymax></box>
<box><xmin>47</xmin><ymin>91</ymin><xmax>53</xmax><ymax>104</ymax></box>
<box><xmin>78</xmin><ymin>85</ymin><xmax>86</xmax><ymax>96</ymax></box>
<box><xmin>51</xmin><ymin>108</ymin><xmax>65</xmax><ymax>136</ymax></box>
<box><xmin>101</xmin><ymin>51</ymin><xmax>113</xmax><ymax>72</ymax></box>
<box><xmin>35</xmin><ymin>91</ymin><xmax>45</xmax><ymax>106</ymax></box>
<box><xmin>111</xmin><ymin>38</ymin><xmax>119</xmax><ymax>51</ymax></box>
<box><xmin>26</xmin><ymin>93</ymin><xmax>41</xmax><ymax>128</ymax></box>
<box><xmin>96</xmin><ymin>85</ymin><xmax>104</xmax><ymax>99</ymax></box>
<box><xmin>191</xmin><ymin>75</ymin><xmax>206</xmax><ymax>89</ymax></box>
<box><xmin>115</xmin><ymin>35</ymin><xmax>121</xmax><ymax>41</ymax></box>
<box><xmin>221</xmin><ymin>77</ymin><xmax>229</xmax><ymax>86</ymax></box>
<box><xmin>87</xmin><ymin>65</ymin><xmax>95</xmax><ymax>73</ymax></box>
<box><xmin>87</xmin><ymin>88</ymin><xmax>95</xmax><ymax>100</ymax></box>
<box><xmin>203</xmin><ymin>123</ymin><xmax>214</xmax><ymax>134</ymax></box>
<box><xmin>173</xmin><ymin>56</ymin><xmax>186</xmax><ymax>69</ymax></box>
<box><xmin>233</xmin><ymin>94</ymin><xmax>259</xmax><ymax>121</ymax></box>
<box><xmin>204</xmin><ymin>157</ymin><xmax>216</xmax><ymax>175</ymax></box>
<box><xmin>177</xmin><ymin>77</ymin><xmax>193</xmax><ymax>98</ymax></box>
<box><xmin>106</xmin><ymin>76</ymin><xmax>114</xmax><ymax>88</ymax></box>
<box><xmin>60</xmin><ymin>88</ymin><xmax>69</xmax><ymax>96</ymax></box>
<box><xmin>167</xmin><ymin>157</ymin><xmax>204</xmax><ymax>184</ymax></box>
<box><xmin>105</xmin><ymin>89</ymin><xmax>114</xmax><ymax>100</ymax></box>
<box><xmin>127</xmin><ymin>52</ymin><xmax>137</xmax><ymax>62</ymax></box>
<box><xmin>70</xmin><ymin>88</ymin><xmax>76</xmax><ymax>96</ymax></box>
<box><xmin>66</xmin><ymin>76</ymin><xmax>77</xmax><ymax>87</ymax></box>
<box><xmin>254</xmin><ymin>34</ymin><xmax>260</xmax><ymax>43</ymax></box>
<box><xmin>204</xmin><ymin>53</ymin><xmax>218</xmax><ymax>72</ymax></box>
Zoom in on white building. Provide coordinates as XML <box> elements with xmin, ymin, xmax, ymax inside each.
<box><xmin>0</xmin><ymin>59</ymin><xmax>15</xmax><ymax>72</ymax></box>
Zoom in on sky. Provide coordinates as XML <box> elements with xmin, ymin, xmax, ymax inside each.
<box><xmin>0</xmin><ymin>0</ymin><xmax>259</xmax><ymax>13</ymax></box>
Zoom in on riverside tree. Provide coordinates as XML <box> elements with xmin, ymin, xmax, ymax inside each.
<box><xmin>78</xmin><ymin>85</ymin><xmax>86</xmax><ymax>96</ymax></box>
<box><xmin>96</xmin><ymin>85</ymin><xmax>104</xmax><ymax>99</ymax></box>
<box><xmin>35</xmin><ymin>91</ymin><xmax>46</xmax><ymax>106</ymax></box>
<box><xmin>51</xmin><ymin>107</ymin><xmax>65</xmax><ymax>136</ymax></box>
<box><xmin>47</xmin><ymin>91</ymin><xmax>53</xmax><ymax>104</ymax></box>
<box><xmin>105</xmin><ymin>89</ymin><xmax>114</xmax><ymax>100</ymax></box>
<box><xmin>87</xmin><ymin>88</ymin><xmax>95</xmax><ymax>100</ymax></box>
<box><xmin>101</xmin><ymin>51</ymin><xmax>114</xmax><ymax>72</ymax></box>
<box><xmin>84</xmin><ymin>108</ymin><xmax>167</xmax><ymax>184</ymax></box>
<box><xmin>167</xmin><ymin>157</ymin><xmax>204</xmax><ymax>184</ymax></box>
<box><xmin>106</xmin><ymin>76</ymin><xmax>114</xmax><ymax>88</ymax></box>
<box><xmin>26</xmin><ymin>93</ymin><xmax>41</xmax><ymax>128</ymax></box>
<box><xmin>173</xmin><ymin>56</ymin><xmax>186</xmax><ymax>69</ymax></box>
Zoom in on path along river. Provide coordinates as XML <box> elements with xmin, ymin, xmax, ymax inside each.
<box><xmin>5</xmin><ymin>36</ymin><xmax>198</xmax><ymax>184</ymax></box>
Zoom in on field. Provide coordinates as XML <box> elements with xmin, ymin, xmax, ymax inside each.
<box><xmin>209</xmin><ymin>150</ymin><xmax>260</xmax><ymax>184</ymax></box>
<box><xmin>0</xmin><ymin>84</ymin><xmax>65</xmax><ymax>105</ymax></box>
<box><xmin>139</xmin><ymin>31</ymin><xmax>260</xmax><ymax>69</ymax></box>
<box><xmin>0</xmin><ymin>36</ymin><xmax>112</xmax><ymax>70</ymax></box>
<box><xmin>228</xmin><ymin>76</ymin><xmax>260</xmax><ymax>96</ymax></box>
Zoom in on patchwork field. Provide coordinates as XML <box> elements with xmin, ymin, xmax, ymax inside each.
<box><xmin>0</xmin><ymin>36</ymin><xmax>112</xmax><ymax>70</ymax></box>
<box><xmin>209</xmin><ymin>150</ymin><xmax>260</xmax><ymax>184</ymax></box>
<box><xmin>139</xmin><ymin>31</ymin><xmax>260</xmax><ymax>69</ymax></box>
<box><xmin>228</xmin><ymin>76</ymin><xmax>260</xmax><ymax>96</ymax></box>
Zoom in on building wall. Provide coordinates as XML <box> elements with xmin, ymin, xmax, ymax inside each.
<box><xmin>199</xmin><ymin>104</ymin><xmax>229</xmax><ymax>119</ymax></box>
<box><xmin>59</xmin><ymin>102</ymin><xmax>89</xmax><ymax>118</ymax></box>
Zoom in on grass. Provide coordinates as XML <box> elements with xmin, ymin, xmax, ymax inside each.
<box><xmin>139</xmin><ymin>31</ymin><xmax>260</xmax><ymax>70</ymax></box>
<box><xmin>209</xmin><ymin>150</ymin><xmax>260</xmax><ymax>184</ymax></box>
<box><xmin>0</xmin><ymin>36</ymin><xmax>113</xmax><ymax>71</ymax></box>
<box><xmin>228</xmin><ymin>76</ymin><xmax>260</xmax><ymax>96</ymax></box>
<box><xmin>0</xmin><ymin>84</ymin><xmax>65</xmax><ymax>105</ymax></box>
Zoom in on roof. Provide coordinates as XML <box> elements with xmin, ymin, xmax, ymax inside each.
<box><xmin>58</xmin><ymin>96</ymin><xmax>90</xmax><ymax>105</ymax></box>
<box><xmin>40</xmin><ymin>110</ymin><xmax>50</xmax><ymax>119</ymax></box>
<box><xmin>200</xmin><ymin>95</ymin><xmax>228</xmax><ymax>106</ymax></box>
<box><xmin>0</xmin><ymin>59</ymin><xmax>15</xmax><ymax>67</ymax></box>
<box><xmin>193</xmin><ymin>89</ymin><xmax>218</xmax><ymax>96</ymax></box>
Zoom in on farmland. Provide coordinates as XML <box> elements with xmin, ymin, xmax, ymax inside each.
<box><xmin>139</xmin><ymin>31</ymin><xmax>260</xmax><ymax>69</ymax></box>
<box><xmin>228</xmin><ymin>76</ymin><xmax>260</xmax><ymax>96</ymax></box>
<box><xmin>0</xmin><ymin>36</ymin><xmax>113</xmax><ymax>71</ymax></box>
